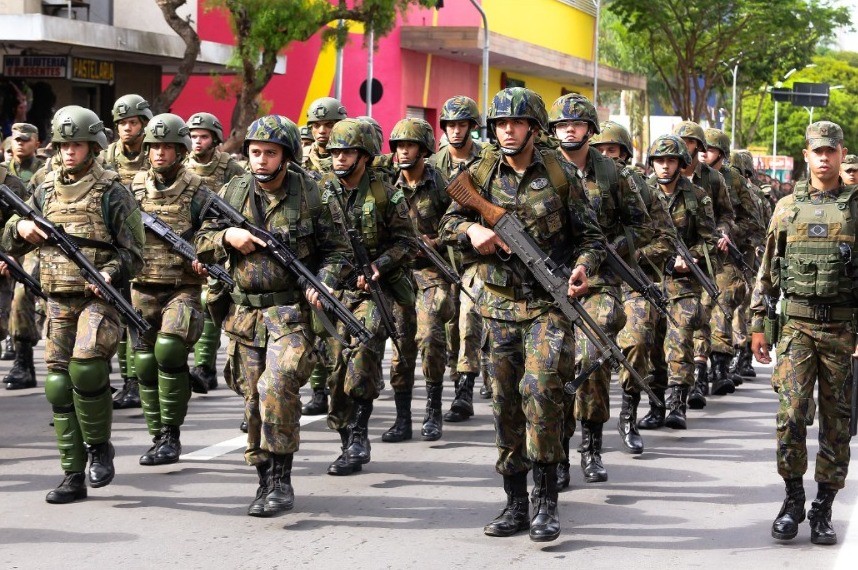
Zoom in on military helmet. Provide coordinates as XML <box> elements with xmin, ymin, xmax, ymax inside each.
<box><xmin>51</xmin><ymin>105</ymin><xmax>109</xmax><ymax>150</ymax></box>
<box><xmin>548</xmin><ymin>93</ymin><xmax>600</xmax><ymax>133</ymax></box>
<box><xmin>299</xmin><ymin>125</ymin><xmax>313</xmax><ymax>141</ymax></box>
<box><xmin>591</xmin><ymin>120</ymin><xmax>633</xmax><ymax>157</ymax></box>
<box><xmin>306</xmin><ymin>97</ymin><xmax>347</xmax><ymax>124</ymax></box>
<box><xmin>112</xmin><ymin>94</ymin><xmax>153</xmax><ymax>123</ymax></box>
<box><xmin>647</xmin><ymin>135</ymin><xmax>691</xmax><ymax>168</ymax></box>
<box><xmin>731</xmin><ymin>149</ymin><xmax>755</xmax><ymax>178</ymax></box>
<box><xmin>389</xmin><ymin>118</ymin><xmax>436</xmax><ymax>156</ymax></box>
<box><xmin>186</xmin><ymin>112</ymin><xmax>224</xmax><ymax>144</ymax></box>
<box><xmin>356</xmin><ymin>116</ymin><xmax>383</xmax><ymax>153</ymax></box>
<box><xmin>327</xmin><ymin>118</ymin><xmax>380</xmax><ymax>156</ymax></box>
<box><xmin>244</xmin><ymin>115</ymin><xmax>302</xmax><ymax>161</ymax></box>
<box><xmin>144</xmin><ymin>113</ymin><xmax>192</xmax><ymax>153</ymax></box>
<box><xmin>487</xmin><ymin>87</ymin><xmax>548</xmax><ymax>132</ymax></box>
<box><xmin>704</xmin><ymin>128</ymin><xmax>730</xmax><ymax>158</ymax></box>
<box><xmin>440</xmin><ymin>96</ymin><xmax>481</xmax><ymax>128</ymax></box>
<box><xmin>672</xmin><ymin>120</ymin><xmax>707</xmax><ymax>151</ymax></box>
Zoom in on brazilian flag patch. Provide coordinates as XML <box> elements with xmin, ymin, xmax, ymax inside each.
<box><xmin>808</xmin><ymin>223</ymin><xmax>829</xmax><ymax>238</ymax></box>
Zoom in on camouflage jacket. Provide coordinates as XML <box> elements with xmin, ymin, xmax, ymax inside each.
<box><xmin>100</xmin><ymin>141</ymin><xmax>149</xmax><ymax>186</ymax></box>
<box><xmin>0</xmin><ymin>165</ymin><xmax>29</xmax><ymax>223</ymax></box>
<box><xmin>28</xmin><ymin>153</ymin><xmax>62</xmax><ymax>192</ymax></box>
<box><xmin>720</xmin><ymin>164</ymin><xmax>765</xmax><ymax>250</ymax></box>
<box><xmin>3</xmin><ymin>156</ymin><xmax>44</xmax><ymax>186</ymax></box>
<box><xmin>439</xmin><ymin>144</ymin><xmax>606</xmax><ymax>322</ymax></box>
<box><xmin>304</xmin><ymin>143</ymin><xmax>333</xmax><ymax>181</ymax></box>
<box><xmin>185</xmin><ymin>150</ymin><xmax>246</xmax><ymax>191</ymax></box>
<box><xmin>428</xmin><ymin>139</ymin><xmax>483</xmax><ymax>180</ymax></box>
<box><xmin>692</xmin><ymin>161</ymin><xmax>735</xmax><ymax>238</ymax></box>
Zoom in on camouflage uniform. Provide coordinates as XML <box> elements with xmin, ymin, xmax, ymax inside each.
<box><xmin>100</xmin><ymin>94</ymin><xmax>153</xmax><ymax>187</ymax></box>
<box><xmin>0</xmin><ymin>167</ymin><xmax>29</xmax><ymax>359</ymax></box>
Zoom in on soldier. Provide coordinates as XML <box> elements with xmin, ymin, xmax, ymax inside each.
<box><xmin>2</xmin><ymin>105</ymin><xmax>145</xmax><ymax>503</ymax></box>
<box><xmin>642</xmin><ymin>135</ymin><xmax>718</xmax><ymax>430</ymax></box>
<box><xmin>299</xmin><ymin>125</ymin><xmax>313</xmax><ymax>166</ymax></box>
<box><xmin>548</xmin><ymin>93</ymin><xmax>655</xmax><ymax>484</ymax></box>
<box><xmin>184</xmin><ymin>112</ymin><xmax>246</xmax><ymax>394</ymax></box>
<box><xmin>386</xmin><ymin>118</ymin><xmax>451</xmax><ymax>442</ymax></box>
<box><xmin>440</xmin><ymin>87</ymin><xmax>606</xmax><ymax>542</ymax></box>
<box><xmin>592</xmin><ymin>121</ymin><xmax>677</xmax><ymax>454</ymax></box>
<box><xmin>196</xmin><ymin>115</ymin><xmax>349</xmax><ymax>516</ymax></box>
<box><xmin>321</xmin><ymin>118</ymin><xmax>415</xmax><ymax>477</ymax></box>
<box><xmin>0</xmin><ymin>162</ymin><xmax>30</xmax><ymax>387</ymax></box>
<box><xmin>3</xmin><ymin>123</ymin><xmax>44</xmax><ymax>186</ymax></box>
<box><xmin>752</xmin><ymin>121</ymin><xmax>856</xmax><ymax>546</ymax></box>
<box><xmin>128</xmin><ymin>113</ymin><xmax>213</xmax><ymax>465</ymax></box>
<box><xmin>841</xmin><ymin>154</ymin><xmax>857</xmax><ymax>185</ymax></box>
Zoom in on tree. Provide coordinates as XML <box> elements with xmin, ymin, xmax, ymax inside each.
<box><xmin>207</xmin><ymin>0</ymin><xmax>436</xmax><ymax>152</ymax></box>
<box><xmin>608</xmin><ymin>0</ymin><xmax>850</xmax><ymax>122</ymax></box>
<box><xmin>153</xmin><ymin>0</ymin><xmax>201</xmax><ymax>114</ymax></box>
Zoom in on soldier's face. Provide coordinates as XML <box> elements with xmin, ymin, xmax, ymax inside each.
<box><xmin>553</xmin><ymin>120</ymin><xmax>590</xmax><ymax>144</ymax></box>
<box><xmin>842</xmin><ymin>163</ymin><xmax>858</xmax><ymax>185</ymax></box>
<box><xmin>11</xmin><ymin>135</ymin><xmax>38</xmax><ymax>160</ymax></box>
<box><xmin>652</xmin><ymin>157</ymin><xmax>680</xmax><ymax>180</ymax></box>
<box><xmin>395</xmin><ymin>141</ymin><xmax>423</xmax><ymax>165</ymax></box>
<box><xmin>190</xmin><ymin>130</ymin><xmax>215</xmax><ymax>155</ymax></box>
<box><xmin>148</xmin><ymin>143</ymin><xmax>179</xmax><ymax>169</ymax></box>
<box><xmin>803</xmin><ymin>144</ymin><xmax>845</xmax><ymax>184</ymax></box>
<box><xmin>445</xmin><ymin>120</ymin><xmax>472</xmax><ymax>146</ymax></box>
<box><xmin>594</xmin><ymin>143</ymin><xmax>623</xmax><ymax>160</ymax></box>
<box><xmin>703</xmin><ymin>148</ymin><xmax>722</xmax><ymax>167</ymax></box>
<box><xmin>312</xmin><ymin>121</ymin><xmax>336</xmax><ymax>146</ymax></box>
<box><xmin>248</xmin><ymin>141</ymin><xmax>285</xmax><ymax>175</ymax></box>
<box><xmin>117</xmin><ymin>117</ymin><xmax>144</xmax><ymax>143</ymax></box>
<box><xmin>60</xmin><ymin>141</ymin><xmax>90</xmax><ymax>169</ymax></box>
<box><xmin>681</xmin><ymin>137</ymin><xmax>700</xmax><ymax>159</ymax></box>
<box><xmin>494</xmin><ymin>118</ymin><xmax>532</xmax><ymax>151</ymax></box>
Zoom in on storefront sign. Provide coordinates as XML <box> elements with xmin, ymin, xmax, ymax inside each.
<box><xmin>2</xmin><ymin>55</ymin><xmax>67</xmax><ymax>78</ymax></box>
<box><xmin>70</xmin><ymin>57</ymin><xmax>114</xmax><ymax>84</ymax></box>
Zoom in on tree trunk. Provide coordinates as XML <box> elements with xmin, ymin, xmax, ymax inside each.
<box><xmin>152</xmin><ymin>0</ymin><xmax>200</xmax><ymax>114</ymax></box>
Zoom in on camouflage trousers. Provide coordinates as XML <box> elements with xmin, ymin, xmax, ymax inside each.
<box><xmin>409</xmin><ymin>272</ymin><xmax>456</xmax><ymax>386</ymax></box>
<box><xmin>652</xmin><ymin>291</ymin><xmax>704</xmax><ymax>391</ymax></box>
<box><xmin>45</xmin><ymin>295</ymin><xmax>121</xmax><ymax>370</ymax></box>
<box><xmin>569</xmin><ymin>289</ymin><xmax>626</xmax><ymax>426</ymax></box>
<box><xmin>616</xmin><ymin>290</ymin><xmax>668</xmax><ymax>394</ymax></box>
<box><xmin>389</xmin><ymin>297</ymin><xmax>419</xmax><ymax>393</ymax></box>
<box><xmin>9</xmin><ymin>254</ymin><xmax>45</xmax><ymax>343</ymax></box>
<box><xmin>224</xmin><ymin>310</ymin><xmax>316</xmax><ymax>465</ymax></box>
<box><xmin>772</xmin><ymin>317</ymin><xmax>853</xmax><ymax>489</ymax></box>
<box><xmin>732</xmin><ymin>282</ymin><xmax>752</xmax><ymax>347</ymax></box>
<box><xmin>131</xmin><ymin>285</ymin><xmax>205</xmax><ymax>350</ymax></box>
<box><xmin>455</xmin><ymin>264</ymin><xmax>485</xmax><ymax>375</ymax></box>
<box><xmin>484</xmin><ymin>310</ymin><xmax>575</xmax><ymax>475</ymax></box>
<box><xmin>0</xmin><ymin>274</ymin><xmax>12</xmax><ymax>340</ymax></box>
<box><xmin>694</xmin><ymin>264</ymin><xmax>747</xmax><ymax>357</ymax></box>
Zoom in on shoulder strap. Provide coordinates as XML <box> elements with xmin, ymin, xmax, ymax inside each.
<box><xmin>540</xmin><ymin>149</ymin><xmax>569</xmax><ymax>202</ymax></box>
<box><xmin>794</xmin><ymin>180</ymin><xmax>810</xmax><ymax>202</ymax></box>
<box><xmin>368</xmin><ymin>170</ymin><xmax>388</xmax><ymax>209</ymax></box>
<box><xmin>471</xmin><ymin>146</ymin><xmax>501</xmax><ymax>192</ymax></box>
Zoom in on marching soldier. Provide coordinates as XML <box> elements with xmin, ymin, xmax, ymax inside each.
<box><xmin>842</xmin><ymin>154</ymin><xmax>857</xmax><ymax>185</ymax></box>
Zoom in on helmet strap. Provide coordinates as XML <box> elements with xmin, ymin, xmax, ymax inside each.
<box><xmin>500</xmin><ymin>128</ymin><xmax>534</xmax><ymax>157</ymax></box>
<box><xmin>253</xmin><ymin>159</ymin><xmax>285</xmax><ymax>183</ymax></box>
<box><xmin>656</xmin><ymin>168</ymin><xmax>680</xmax><ymax>185</ymax></box>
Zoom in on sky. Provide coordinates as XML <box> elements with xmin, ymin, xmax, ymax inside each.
<box><xmin>835</xmin><ymin>0</ymin><xmax>858</xmax><ymax>50</ymax></box>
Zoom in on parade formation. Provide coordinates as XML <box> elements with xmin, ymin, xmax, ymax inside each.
<box><xmin>0</xmin><ymin>85</ymin><xmax>855</xmax><ymax>549</ymax></box>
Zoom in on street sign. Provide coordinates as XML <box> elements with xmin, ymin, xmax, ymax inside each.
<box><xmin>770</xmin><ymin>87</ymin><xmax>792</xmax><ymax>102</ymax></box>
<box><xmin>2</xmin><ymin>55</ymin><xmax>66</xmax><ymax>78</ymax></box>
<box><xmin>791</xmin><ymin>82</ymin><xmax>829</xmax><ymax>107</ymax></box>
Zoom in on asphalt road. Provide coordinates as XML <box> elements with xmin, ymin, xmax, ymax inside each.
<box><xmin>1</xmin><ymin>341</ymin><xmax>856</xmax><ymax>569</ymax></box>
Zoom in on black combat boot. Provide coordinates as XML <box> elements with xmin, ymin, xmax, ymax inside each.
<box><xmin>479</xmin><ymin>377</ymin><xmax>492</xmax><ymax>399</ymax></box>
<box><xmin>113</xmin><ymin>378</ymin><xmax>141</xmax><ymax>409</ymax></box>
<box><xmin>264</xmin><ymin>453</ymin><xmax>295</xmax><ymax>514</ymax></box>
<box><xmin>153</xmin><ymin>425</ymin><xmax>182</xmax><ymax>465</ymax></box>
<box><xmin>808</xmin><ymin>484</ymin><xmax>838</xmax><ymax>545</ymax></box>
<box><xmin>382</xmin><ymin>390</ymin><xmax>413</xmax><ymax>443</ymax></box>
<box><xmin>556</xmin><ymin>436</ymin><xmax>571</xmax><ymax>490</ymax></box>
<box><xmin>688</xmin><ymin>361</ymin><xmax>708</xmax><ymax>410</ymax></box>
<box><xmin>530</xmin><ymin>462</ymin><xmax>561</xmax><ymax>542</ymax></box>
<box><xmin>444</xmin><ymin>372</ymin><xmax>476</xmax><ymax>422</ymax></box>
<box><xmin>328</xmin><ymin>428</ymin><xmax>362</xmax><ymax>476</ymax></box>
<box><xmin>738</xmin><ymin>343</ymin><xmax>757</xmax><ymax>378</ymax></box>
<box><xmin>637</xmin><ymin>389</ymin><xmax>665</xmax><ymax>430</ymax></box>
<box><xmin>1</xmin><ymin>336</ymin><xmax>15</xmax><ymax>361</ymax></box>
<box><xmin>771</xmin><ymin>477</ymin><xmax>806</xmax><ymax>540</ymax></box>
<box><xmin>346</xmin><ymin>399</ymin><xmax>373</xmax><ymax>465</ymax></box>
<box><xmin>580</xmin><ymin>421</ymin><xmax>608</xmax><ymax>483</ymax></box>
<box><xmin>139</xmin><ymin>432</ymin><xmax>163</xmax><ymax>466</ymax></box>
<box><xmin>45</xmin><ymin>472</ymin><xmax>88</xmax><ymax>504</ymax></box>
<box><xmin>189</xmin><ymin>364</ymin><xmax>218</xmax><ymax>393</ymax></box>
<box><xmin>240</xmin><ymin>419</ymin><xmax>248</xmax><ymax>433</ymax></box>
<box><xmin>302</xmin><ymin>387</ymin><xmax>328</xmax><ymax>416</ymax></box>
<box><xmin>247</xmin><ymin>460</ymin><xmax>272</xmax><ymax>517</ymax></box>
<box><xmin>86</xmin><ymin>441</ymin><xmax>115</xmax><ymax>488</ymax></box>
<box><xmin>4</xmin><ymin>340</ymin><xmax>36</xmax><ymax>390</ymax></box>
<box><xmin>421</xmin><ymin>384</ymin><xmax>443</xmax><ymax>441</ymax></box>
<box><xmin>711</xmin><ymin>352</ymin><xmax>736</xmax><ymax>395</ymax></box>
<box><xmin>663</xmin><ymin>385</ymin><xmax>689</xmax><ymax>430</ymax></box>
<box><xmin>618</xmin><ymin>390</ymin><xmax>644</xmax><ymax>454</ymax></box>
<box><xmin>484</xmin><ymin>472</ymin><xmax>530</xmax><ymax>537</ymax></box>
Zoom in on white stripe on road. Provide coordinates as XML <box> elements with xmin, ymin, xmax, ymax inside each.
<box><xmin>834</xmin><ymin>492</ymin><xmax>858</xmax><ymax>569</ymax></box>
<box><xmin>182</xmin><ymin>414</ymin><xmax>328</xmax><ymax>461</ymax></box>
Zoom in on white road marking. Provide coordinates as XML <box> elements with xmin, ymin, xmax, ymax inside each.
<box><xmin>182</xmin><ymin>414</ymin><xmax>328</xmax><ymax>461</ymax></box>
<box><xmin>834</xmin><ymin>493</ymin><xmax>858</xmax><ymax>569</ymax></box>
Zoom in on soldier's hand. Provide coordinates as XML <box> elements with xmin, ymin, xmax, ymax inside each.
<box><xmin>717</xmin><ymin>234</ymin><xmax>732</xmax><ymax>253</ymax></box>
<box><xmin>0</xmin><ymin>261</ymin><xmax>8</xmax><ymax>278</ymax></box>
<box><xmin>852</xmin><ymin>341</ymin><xmax>858</xmax><ymax>358</ymax></box>
<box><xmin>192</xmin><ymin>260</ymin><xmax>209</xmax><ymax>277</ymax></box>
<box><xmin>567</xmin><ymin>264</ymin><xmax>589</xmax><ymax>298</ymax></box>
<box><xmin>356</xmin><ymin>263</ymin><xmax>380</xmax><ymax>291</ymax></box>
<box><xmin>86</xmin><ymin>272</ymin><xmax>112</xmax><ymax>300</ymax></box>
<box><xmin>224</xmin><ymin>228</ymin><xmax>266</xmax><ymax>254</ymax></box>
<box><xmin>305</xmin><ymin>283</ymin><xmax>334</xmax><ymax>309</ymax></box>
<box><xmin>673</xmin><ymin>255</ymin><xmax>691</xmax><ymax>273</ymax></box>
<box><xmin>16</xmin><ymin>220</ymin><xmax>48</xmax><ymax>245</ymax></box>
<box><xmin>466</xmin><ymin>224</ymin><xmax>510</xmax><ymax>256</ymax></box>
<box><xmin>751</xmin><ymin>332</ymin><xmax>771</xmax><ymax>364</ymax></box>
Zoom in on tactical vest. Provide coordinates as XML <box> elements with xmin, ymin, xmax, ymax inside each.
<box><xmin>779</xmin><ymin>182</ymin><xmax>858</xmax><ymax>301</ymax></box>
<box><xmin>105</xmin><ymin>142</ymin><xmax>148</xmax><ymax>186</ymax></box>
<box><xmin>307</xmin><ymin>145</ymin><xmax>333</xmax><ymax>177</ymax></box>
<box><xmin>39</xmin><ymin>166</ymin><xmax>117</xmax><ymax>293</ymax></box>
<box><xmin>186</xmin><ymin>151</ymin><xmax>231</xmax><ymax>189</ymax></box>
<box><xmin>132</xmin><ymin>168</ymin><xmax>205</xmax><ymax>286</ymax></box>
<box><xmin>472</xmin><ymin>145</ymin><xmax>569</xmax><ymax>202</ymax></box>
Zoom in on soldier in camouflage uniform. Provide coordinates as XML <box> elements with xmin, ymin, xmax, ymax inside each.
<box><xmin>385</xmin><ymin>118</ymin><xmax>452</xmax><ymax>442</ymax></box>
<box><xmin>440</xmin><ymin>87</ymin><xmax>606</xmax><ymax>542</ymax></box>
<box><xmin>184</xmin><ymin>112</ymin><xmax>246</xmax><ymax>394</ymax></box>
<box><xmin>299</xmin><ymin>125</ymin><xmax>313</xmax><ymax>167</ymax></box>
<box><xmin>3</xmin><ymin>123</ymin><xmax>44</xmax><ymax>186</ymax></box>
<box><xmin>592</xmin><ymin>121</ymin><xmax>677</xmax><ymax>454</ymax></box>
<box><xmin>320</xmin><ymin>118</ymin><xmax>416</xmax><ymax>476</ymax></box>
<box><xmin>129</xmin><ymin>113</ymin><xmax>214</xmax><ymax>466</ymax></box>
<box><xmin>842</xmin><ymin>154</ymin><xmax>858</xmax><ymax>185</ymax></box>
<box><xmin>642</xmin><ymin>135</ymin><xmax>718</xmax><ymax>430</ymax></box>
<box><xmin>196</xmin><ymin>115</ymin><xmax>349</xmax><ymax>517</ymax></box>
<box><xmin>2</xmin><ymin>105</ymin><xmax>145</xmax><ymax>503</ymax></box>
<box><xmin>548</xmin><ymin>93</ymin><xmax>655</xmax><ymax>485</ymax></box>
<box><xmin>752</xmin><ymin>121</ymin><xmax>856</xmax><ymax>546</ymax></box>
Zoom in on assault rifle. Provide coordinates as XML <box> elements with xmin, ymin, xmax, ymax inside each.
<box><xmin>722</xmin><ymin>232</ymin><xmax>755</xmax><ymax>276</ymax></box>
<box><xmin>411</xmin><ymin>236</ymin><xmax>475</xmax><ymax>302</ymax></box>
<box><xmin>445</xmin><ymin>169</ymin><xmax>662</xmax><ymax>406</ymax></box>
<box><xmin>140</xmin><ymin>211</ymin><xmax>234</xmax><ymax>289</ymax></box>
<box><xmin>201</xmin><ymin>191</ymin><xmax>372</xmax><ymax>346</ymax></box>
<box><xmin>0</xmin><ymin>184</ymin><xmax>150</xmax><ymax>334</ymax></box>
<box><xmin>0</xmin><ymin>250</ymin><xmax>46</xmax><ymax>300</ymax></box>
<box><xmin>604</xmin><ymin>244</ymin><xmax>677</xmax><ymax>326</ymax></box>
<box><xmin>667</xmin><ymin>237</ymin><xmax>730</xmax><ymax>316</ymax></box>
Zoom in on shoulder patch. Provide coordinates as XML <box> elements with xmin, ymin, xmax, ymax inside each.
<box><xmin>390</xmin><ymin>189</ymin><xmax>405</xmax><ymax>205</ymax></box>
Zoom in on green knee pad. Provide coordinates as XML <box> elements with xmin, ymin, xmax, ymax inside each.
<box><xmin>68</xmin><ymin>359</ymin><xmax>112</xmax><ymax>445</ymax></box>
<box><xmin>135</xmin><ymin>350</ymin><xmax>162</xmax><ymax>435</ymax></box>
<box><xmin>45</xmin><ymin>371</ymin><xmax>86</xmax><ymax>472</ymax></box>
<box><xmin>117</xmin><ymin>338</ymin><xmax>128</xmax><ymax>379</ymax></box>
<box><xmin>309</xmin><ymin>360</ymin><xmax>331</xmax><ymax>391</ymax></box>
<box><xmin>126</xmin><ymin>338</ymin><xmax>137</xmax><ymax>380</ymax></box>
<box><xmin>194</xmin><ymin>317</ymin><xmax>221</xmax><ymax>369</ymax></box>
<box><xmin>155</xmin><ymin>333</ymin><xmax>191</xmax><ymax>426</ymax></box>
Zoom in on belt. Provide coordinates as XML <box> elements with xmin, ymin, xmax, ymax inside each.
<box><xmin>230</xmin><ymin>290</ymin><xmax>300</xmax><ymax>308</ymax></box>
<box><xmin>781</xmin><ymin>299</ymin><xmax>857</xmax><ymax>323</ymax></box>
